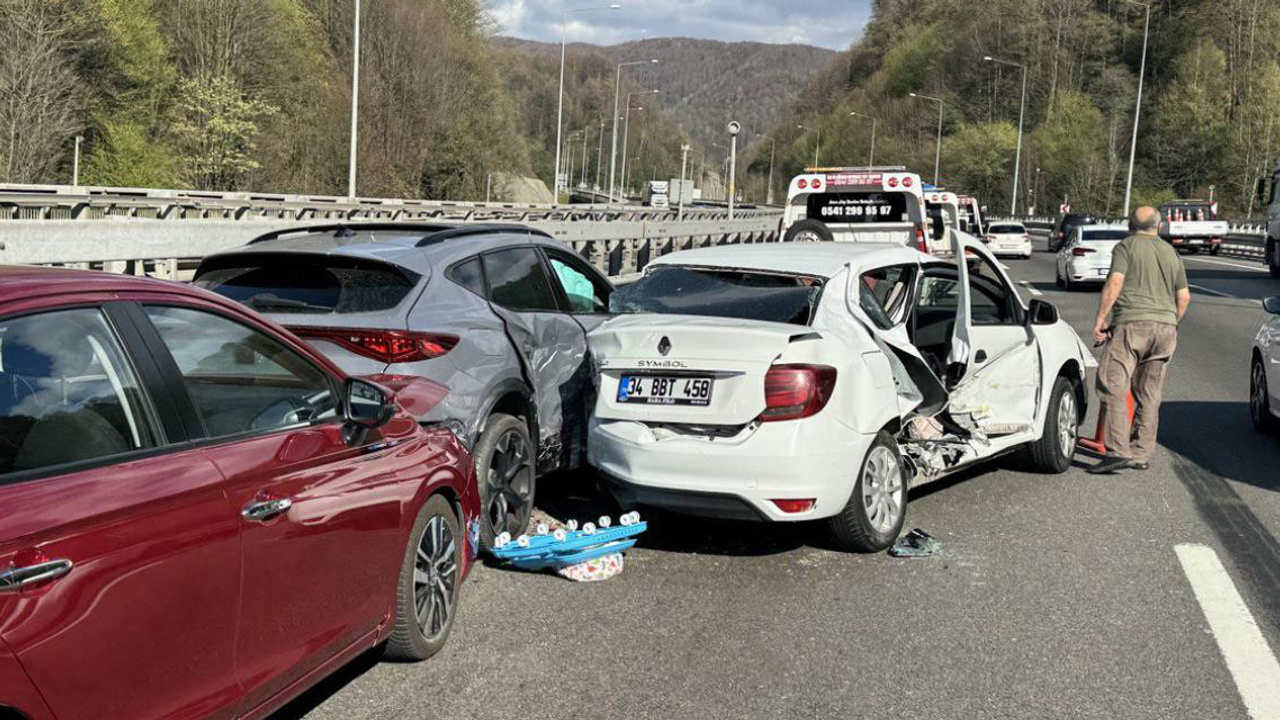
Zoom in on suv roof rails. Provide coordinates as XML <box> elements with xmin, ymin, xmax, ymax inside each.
<box><xmin>246</xmin><ymin>222</ymin><xmax>551</xmax><ymax>246</ymax></box>
<box><xmin>413</xmin><ymin>224</ymin><xmax>553</xmax><ymax>247</ymax></box>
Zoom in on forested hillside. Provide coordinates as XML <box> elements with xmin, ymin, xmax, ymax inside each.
<box><xmin>498</xmin><ymin>37</ymin><xmax>838</xmax><ymax>164</ymax></box>
<box><xmin>0</xmin><ymin>0</ymin><xmax>693</xmax><ymax>200</ymax></box>
<box><xmin>756</xmin><ymin>0</ymin><xmax>1280</xmax><ymax>217</ymax></box>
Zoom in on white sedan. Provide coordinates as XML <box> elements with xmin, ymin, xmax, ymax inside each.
<box><xmin>587</xmin><ymin>233</ymin><xmax>1096</xmax><ymax>553</ymax></box>
<box><xmin>1251</xmin><ymin>296</ymin><xmax>1280</xmax><ymax>432</ymax></box>
<box><xmin>984</xmin><ymin>221</ymin><xmax>1032</xmax><ymax>258</ymax></box>
<box><xmin>1055</xmin><ymin>225</ymin><xmax>1129</xmax><ymax>289</ymax></box>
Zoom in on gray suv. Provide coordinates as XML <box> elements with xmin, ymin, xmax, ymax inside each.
<box><xmin>194</xmin><ymin>223</ymin><xmax>615</xmax><ymax>547</ymax></box>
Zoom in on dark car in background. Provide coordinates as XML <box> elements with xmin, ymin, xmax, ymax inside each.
<box><xmin>1048</xmin><ymin>212</ymin><xmax>1095</xmax><ymax>252</ymax></box>
<box><xmin>0</xmin><ymin>267</ymin><xmax>479</xmax><ymax>720</ymax></box>
<box><xmin>194</xmin><ymin>223</ymin><xmax>615</xmax><ymax>549</ymax></box>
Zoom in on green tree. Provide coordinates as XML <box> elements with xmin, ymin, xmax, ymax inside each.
<box><xmin>173</xmin><ymin>75</ymin><xmax>278</xmax><ymax>190</ymax></box>
<box><xmin>82</xmin><ymin>120</ymin><xmax>179</xmax><ymax>187</ymax></box>
<box><xmin>943</xmin><ymin>122</ymin><xmax>1018</xmax><ymax>210</ymax></box>
<box><xmin>1033</xmin><ymin>90</ymin><xmax>1108</xmax><ymax>212</ymax></box>
<box><xmin>1149</xmin><ymin>39</ymin><xmax>1231</xmax><ymax>198</ymax></box>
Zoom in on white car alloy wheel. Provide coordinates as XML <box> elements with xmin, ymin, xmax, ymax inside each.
<box><xmin>861</xmin><ymin>445</ymin><xmax>904</xmax><ymax>533</ymax></box>
<box><xmin>1057</xmin><ymin>391</ymin><xmax>1078</xmax><ymax>459</ymax></box>
<box><xmin>1251</xmin><ymin>359</ymin><xmax>1276</xmax><ymax>433</ymax></box>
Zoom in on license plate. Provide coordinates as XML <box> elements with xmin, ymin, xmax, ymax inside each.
<box><xmin>617</xmin><ymin>375</ymin><xmax>713</xmax><ymax>406</ymax></box>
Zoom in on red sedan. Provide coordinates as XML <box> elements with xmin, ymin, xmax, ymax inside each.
<box><xmin>0</xmin><ymin>267</ymin><xmax>480</xmax><ymax>720</ymax></box>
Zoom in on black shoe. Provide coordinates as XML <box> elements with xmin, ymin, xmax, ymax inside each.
<box><xmin>1087</xmin><ymin>457</ymin><xmax>1133</xmax><ymax>474</ymax></box>
<box><xmin>1130</xmin><ymin>461</ymin><xmax>1149</xmax><ymax>471</ymax></box>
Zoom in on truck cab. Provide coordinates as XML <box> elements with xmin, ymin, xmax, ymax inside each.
<box><xmin>924</xmin><ymin>191</ymin><xmax>962</xmax><ymax>257</ymax></box>
<box><xmin>781</xmin><ymin>166</ymin><xmax>927</xmax><ymax>250</ymax></box>
<box><xmin>958</xmin><ymin>194</ymin><xmax>985</xmax><ymax>236</ymax></box>
<box><xmin>1262</xmin><ymin>160</ymin><xmax>1280</xmax><ymax>278</ymax></box>
<box><xmin>1158</xmin><ymin>199</ymin><xmax>1229</xmax><ymax>255</ymax></box>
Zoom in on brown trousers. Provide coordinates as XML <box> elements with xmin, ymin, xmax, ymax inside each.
<box><xmin>1097</xmin><ymin>321</ymin><xmax>1178</xmax><ymax>461</ymax></box>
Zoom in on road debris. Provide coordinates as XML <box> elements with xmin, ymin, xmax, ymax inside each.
<box><xmin>889</xmin><ymin>529</ymin><xmax>942</xmax><ymax>558</ymax></box>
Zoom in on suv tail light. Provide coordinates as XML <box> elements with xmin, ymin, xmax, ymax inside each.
<box><xmin>761</xmin><ymin>364</ymin><xmax>837</xmax><ymax>422</ymax></box>
<box><xmin>1071</xmin><ymin>247</ymin><xmax>1096</xmax><ymax>256</ymax></box>
<box><xmin>915</xmin><ymin>227</ymin><xmax>928</xmax><ymax>252</ymax></box>
<box><xmin>287</xmin><ymin>327</ymin><xmax>459</xmax><ymax>363</ymax></box>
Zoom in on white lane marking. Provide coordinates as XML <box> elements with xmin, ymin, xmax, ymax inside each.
<box><xmin>1175</xmin><ymin>544</ymin><xmax>1280</xmax><ymax>720</ymax></box>
<box><xmin>1184</xmin><ymin>256</ymin><xmax>1270</xmax><ymax>274</ymax></box>
<box><xmin>1189</xmin><ymin>283</ymin><xmax>1237</xmax><ymax>299</ymax></box>
<box><xmin>1018</xmin><ymin>280</ymin><xmax>1043</xmax><ymax>296</ymax></box>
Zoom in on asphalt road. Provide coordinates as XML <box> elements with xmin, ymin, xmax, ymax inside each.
<box><xmin>278</xmin><ymin>245</ymin><xmax>1280</xmax><ymax>720</ymax></box>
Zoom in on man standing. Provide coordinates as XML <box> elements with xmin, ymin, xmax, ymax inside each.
<box><xmin>1088</xmin><ymin>206</ymin><xmax>1191</xmax><ymax>474</ymax></box>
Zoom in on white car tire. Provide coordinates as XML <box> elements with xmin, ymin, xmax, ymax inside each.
<box><xmin>1251</xmin><ymin>356</ymin><xmax>1277</xmax><ymax>434</ymax></box>
<box><xmin>1024</xmin><ymin>376</ymin><xmax>1079</xmax><ymax>474</ymax></box>
<box><xmin>828</xmin><ymin>431</ymin><xmax>908</xmax><ymax>553</ymax></box>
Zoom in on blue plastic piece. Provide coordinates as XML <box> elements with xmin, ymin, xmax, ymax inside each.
<box><xmin>491</xmin><ymin>522</ymin><xmax>647</xmax><ymax>571</ymax></box>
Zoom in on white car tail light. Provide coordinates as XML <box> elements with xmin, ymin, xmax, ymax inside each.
<box><xmin>761</xmin><ymin>364</ymin><xmax>837</xmax><ymax>422</ymax></box>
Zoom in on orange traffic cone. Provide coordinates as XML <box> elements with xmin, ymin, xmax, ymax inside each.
<box><xmin>1077</xmin><ymin>393</ymin><xmax>1136</xmax><ymax>456</ymax></box>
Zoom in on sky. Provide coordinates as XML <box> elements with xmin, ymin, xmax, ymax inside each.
<box><xmin>487</xmin><ymin>0</ymin><xmax>872</xmax><ymax>50</ymax></box>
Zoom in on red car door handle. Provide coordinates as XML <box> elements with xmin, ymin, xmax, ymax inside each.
<box><xmin>0</xmin><ymin>559</ymin><xmax>73</xmax><ymax>592</ymax></box>
<box><xmin>241</xmin><ymin>497</ymin><xmax>293</xmax><ymax>523</ymax></box>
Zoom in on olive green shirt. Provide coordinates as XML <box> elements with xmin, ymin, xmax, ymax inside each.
<box><xmin>1109</xmin><ymin>232</ymin><xmax>1188</xmax><ymax>326</ymax></box>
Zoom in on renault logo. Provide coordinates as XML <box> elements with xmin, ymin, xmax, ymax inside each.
<box><xmin>658</xmin><ymin>336</ymin><xmax>672</xmax><ymax>356</ymax></box>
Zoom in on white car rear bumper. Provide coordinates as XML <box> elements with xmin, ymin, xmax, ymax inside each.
<box><xmin>1066</xmin><ymin>258</ymin><xmax>1112</xmax><ymax>281</ymax></box>
<box><xmin>989</xmin><ymin>239</ymin><xmax>1032</xmax><ymax>256</ymax></box>
<box><xmin>588</xmin><ymin>416</ymin><xmax>876</xmax><ymax>522</ymax></box>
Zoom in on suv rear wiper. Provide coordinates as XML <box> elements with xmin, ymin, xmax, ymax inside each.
<box><xmin>244</xmin><ymin>295</ymin><xmax>332</xmax><ymax>313</ymax></box>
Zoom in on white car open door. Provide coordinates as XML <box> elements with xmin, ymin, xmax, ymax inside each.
<box><xmin>947</xmin><ymin>230</ymin><xmax>1041</xmax><ymax>439</ymax></box>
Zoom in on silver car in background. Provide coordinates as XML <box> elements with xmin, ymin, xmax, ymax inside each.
<box><xmin>194</xmin><ymin>223</ymin><xmax>615</xmax><ymax>547</ymax></box>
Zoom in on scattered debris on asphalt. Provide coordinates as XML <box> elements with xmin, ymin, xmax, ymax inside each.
<box><xmin>889</xmin><ymin>529</ymin><xmax>942</xmax><ymax>558</ymax></box>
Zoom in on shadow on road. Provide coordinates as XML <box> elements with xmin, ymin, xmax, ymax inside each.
<box><xmin>267</xmin><ymin>647</ymin><xmax>382</xmax><ymax>720</ymax></box>
<box><xmin>1159</xmin><ymin>400</ymin><xmax>1280</xmax><ymax>494</ymax></box>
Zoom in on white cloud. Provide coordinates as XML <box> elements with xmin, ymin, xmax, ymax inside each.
<box><xmin>485</xmin><ymin>0</ymin><xmax>871</xmax><ymax>50</ymax></box>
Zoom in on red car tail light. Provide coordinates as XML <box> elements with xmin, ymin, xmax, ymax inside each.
<box><xmin>1071</xmin><ymin>247</ymin><xmax>1095</xmax><ymax>256</ymax></box>
<box><xmin>915</xmin><ymin>227</ymin><xmax>928</xmax><ymax>252</ymax></box>
<box><xmin>761</xmin><ymin>364</ymin><xmax>837</xmax><ymax>422</ymax></box>
<box><xmin>288</xmin><ymin>327</ymin><xmax>459</xmax><ymax>363</ymax></box>
<box><xmin>771</xmin><ymin>498</ymin><xmax>816</xmax><ymax>514</ymax></box>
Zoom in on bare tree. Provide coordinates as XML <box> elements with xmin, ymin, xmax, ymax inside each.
<box><xmin>0</xmin><ymin>0</ymin><xmax>82</xmax><ymax>183</ymax></box>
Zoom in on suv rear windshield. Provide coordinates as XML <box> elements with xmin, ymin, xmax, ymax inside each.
<box><xmin>195</xmin><ymin>254</ymin><xmax>421</xmax><ymax>314</ymax></box>
<box><xmin>988</xmin><ymin>224</ymin><xmax>1025</xmax><ymax>234</ymax></box>
<box><xmin>806</xmin><ymin>192</ymin><xmax>909</xmax><ymax>224</ymax></box>
<box><xmin>610</xmin><ymin>266</ymin><xmax>824</xmax><ymax>326</ymax></box>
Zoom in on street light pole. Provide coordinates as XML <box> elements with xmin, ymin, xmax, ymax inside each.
<box><xmin>72</xmin><ymin>135</ymin><xmax>83</xmax><ymax>186</ymax></box>
<box><xmin>1123</xmin><ymin>0</ymin><xmax>1151</xmax><ymax>217</ymax></box>
<box><xmin>678</xmin><ymin>143</ymin><xmax>690</xmax><ymax>220</ymax></box>
<box><xmin>620</xmin><ymin>91</ymin><xmax>656</xmax><ymax>200</ymax></box>
<box><xmin>983</xmin><ymin>55</ymin><xmax>1027</xmax><ymax>215</ymax></box>
<box><xmin>486</xmin><ymin>172</ymin><xmax>494</xmax><ymax>203</ymax></box>
<box><xmin>581</xmin><ymin>124</ymin><xmax>590</xmax><ymax>188</ymax></box>
<box><xmin>727</xmin><ymin>121</ymin><xmax>741</xmax><ymax>220</ymax></box>
<box><xmin>347</xmin><ymin>0</ymin><xmax>361</xmax><ymax>199</ymax></box>
<box><xmin>909</xmin><ymin>92</ymin><xmax>944</xmax><ymax>186</ymax></box>
<box><xmin>609</xmin><ymin>58</ymin><xmax>658</xmax><ymax>202</ymax></box>
<box><xmin>849</xmin><ymin>112</ymin><xmax>876</xmax><ymax>167</ymax></box>
<box><xmin>555</xmin><ymin>4</ymin><xmax>621</xmax><ymax>205</ymax></box>
<box><xmin>595</xmin><ymin>118</ymin><xmax>606</xmax><ymax>192</ymax></box>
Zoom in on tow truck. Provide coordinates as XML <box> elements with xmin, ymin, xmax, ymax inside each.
<box><xmin>782</xmin><ymin>166</ymin><xmax>928</xmax><ymax>250</ymax></box>
<box><xmin>1159</xmin><ymin>199</ymin><xmax>1229</xmax><ymax>255</ymax></box>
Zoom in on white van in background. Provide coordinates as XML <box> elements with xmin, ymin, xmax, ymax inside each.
<box><xmin>924</xmin><ymin>190</ymin><xmax>962</xmax><ymax>257</ymax></box>
<box><xmin>958</xmin><ymin>194</ymin><xmax>985</xmax><ymax>236</ymax></box>
<box><xmin>782</xmin><ymin>166</ymin><xmax>928</xmax><ymax>250</ymax></box>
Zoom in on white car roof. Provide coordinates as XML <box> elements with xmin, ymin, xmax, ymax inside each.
<box><xmin>647</xmin><ymin>242</ymin><xmax>932</xmax><ymax>279</ymax></box>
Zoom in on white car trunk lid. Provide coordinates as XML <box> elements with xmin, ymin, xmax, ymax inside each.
<box><xmin>588</xmin><ymin>315</ymin><xmax>815</xmax><ymax>425</ymax></box>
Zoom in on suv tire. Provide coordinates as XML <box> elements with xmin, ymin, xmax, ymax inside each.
<box><xmin>1025</xmin><ymin>376</ymin><xmax>1079</xmax><ymax>473</ymax></box>
<box><xmin>384</xmin><ymin>495</ymin><xmax>461</xmax><ymax>662</ymax></box>
<box><xmin>784</xmin><ymin>219</ymin><xmax>834</xmax><ymax>243</ymax></box>
<box><xmin>828</xmin><ymin>431</ymin><xmax>907</xmax><ymax>553</ymax></box>
<box><xmin>475</xmin><ymin>413</ymin><xmax>535</xmax><ymax>551</ymax></box>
